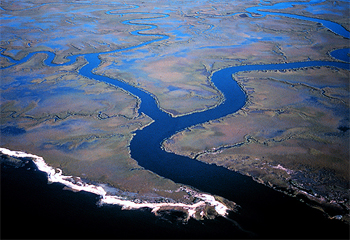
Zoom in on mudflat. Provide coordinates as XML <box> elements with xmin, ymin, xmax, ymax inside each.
<box><xmin>1</xmin><ymin>0</ymin><xmax>349</xmax><ymax>223</ymax></box>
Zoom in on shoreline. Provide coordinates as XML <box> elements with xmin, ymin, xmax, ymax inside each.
<box><xmin>1</xmin><ymin>1</ymin><xmax>349</xmax><ymax>237</ymax></box>
<box><xmin>248</xmin><ymin>172</ymin><xmax>350</xmax><ymax>224</ymax></box>
<box><xmin>0</xmin><ymin>147</ymin><xmax>235</xmax><ymax>221</ymax></box>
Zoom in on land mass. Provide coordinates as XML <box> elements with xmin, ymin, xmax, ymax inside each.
<box><xmin>1</xmin><ymin>0</ymin><xmax>349</xmax><ymax>222</ymax></box>
<box><xmin>163</xmin><ymin>66</ymin><xmax>349</xmax><ymax>221</ymax></box>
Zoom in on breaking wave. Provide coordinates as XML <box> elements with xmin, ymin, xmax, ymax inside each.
<box><xmin>0</xmin><ymin>147</ymin><xmax>233</xmax><ymax>220</ymax></box>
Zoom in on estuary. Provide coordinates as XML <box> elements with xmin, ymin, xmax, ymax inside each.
<box><xmin>1</xmin><ymin>0</ymin><xmax>349</xmax><ymax>238</ymax></box>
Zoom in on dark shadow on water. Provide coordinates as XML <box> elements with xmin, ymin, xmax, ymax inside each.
<box><xmin>1</xmin><ymin>163</ymin><xmax>256</xmax><ymax>239</ymax></box>
<box><xmin>1</xmin><ymin>2</ymin><xmax>350</xmax><ymax>238</ymax></box>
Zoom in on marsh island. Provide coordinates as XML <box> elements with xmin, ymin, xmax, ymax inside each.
<box><xmin>1</xmin><ymin>0</ymin><xmax>349</xmax><ymax>237</ymax></box>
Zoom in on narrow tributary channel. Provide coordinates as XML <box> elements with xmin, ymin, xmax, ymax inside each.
<box><xmin>1</xmin><ymin>1</ymin><xmax>349</xmax><ymax>238</ymax></box>
<box><xmin>78</xmin><ymin>2</ymin><xmax>350</xmax><ymax>237</ymax></box>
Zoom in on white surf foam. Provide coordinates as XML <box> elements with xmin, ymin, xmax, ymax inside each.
<box><xmin>0</xmin><ymin>147</ymin><xmax>231</xmax><ymax>219</ymax></box>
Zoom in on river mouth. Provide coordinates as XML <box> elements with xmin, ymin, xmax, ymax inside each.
<box><xmin>1</xmin><ymin>0</ymin><xmax>349</xmax><ymax>238</ymax></box>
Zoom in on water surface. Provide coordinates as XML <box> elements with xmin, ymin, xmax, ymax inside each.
<box><xmin>1</xmin><ymin>1</ymin><xmax>349</xmax><ymax>238</ymax></box>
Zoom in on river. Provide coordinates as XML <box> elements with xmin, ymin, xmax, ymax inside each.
<box><xmin>1</xmin><ymin>0</ymin><xmax>349</xmax><ymax>238</ymax></box>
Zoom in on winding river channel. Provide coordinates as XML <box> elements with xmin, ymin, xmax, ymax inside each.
<box><xmin>1</xmin><ymin>0</ymin><xmax>350</xmax><ymax>238</ymax></box>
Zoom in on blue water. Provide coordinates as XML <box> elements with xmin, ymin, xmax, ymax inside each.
<box><xmin>1</xmin><ymin>1</ymin><xmax>350</xmax><ymax>238</ymax></box>
<box><xmin>247</xmin><ymin>0</ymin><xmax>350</xmax><ymax>38</ymax></box>
<box><xmin>331</xmin><ymin>48</ymin><xmax>350</xmax><ymax>62</ymax></box>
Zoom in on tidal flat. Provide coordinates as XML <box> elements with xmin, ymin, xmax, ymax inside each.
<box><xmin>164</xmin><ymin>66</ymin><xmax>350</xmax><ymax>221</ymax></box>
<box><xmin>1</xmin><ymin>0</ymin><xmax>349</xmax><ymax>231</ymax></box>
<box><xmin>95</xmin><ymin>4</ymin><xmax>349</xmax><ymax>116</ymax></box>
<box><xmin>0</xmin><ymin>52</ymin><xmax>201</xmax><ymax>205</ymax></box>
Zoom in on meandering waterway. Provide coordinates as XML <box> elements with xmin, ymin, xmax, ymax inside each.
<box><xmin>1</xmin><ymin>0</ymin><xmax>349</xmax><ymax>238</ymax></box>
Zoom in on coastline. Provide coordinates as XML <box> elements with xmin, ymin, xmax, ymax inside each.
<box><xmin>1</xmin><ymin>0</ymin><xmax>349</xmax><ymax>238</ymax></box>
<box><xmin>0</xmin><ymin>147</ymin><xmax>236</xmax><ymax>221</ymax></box>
